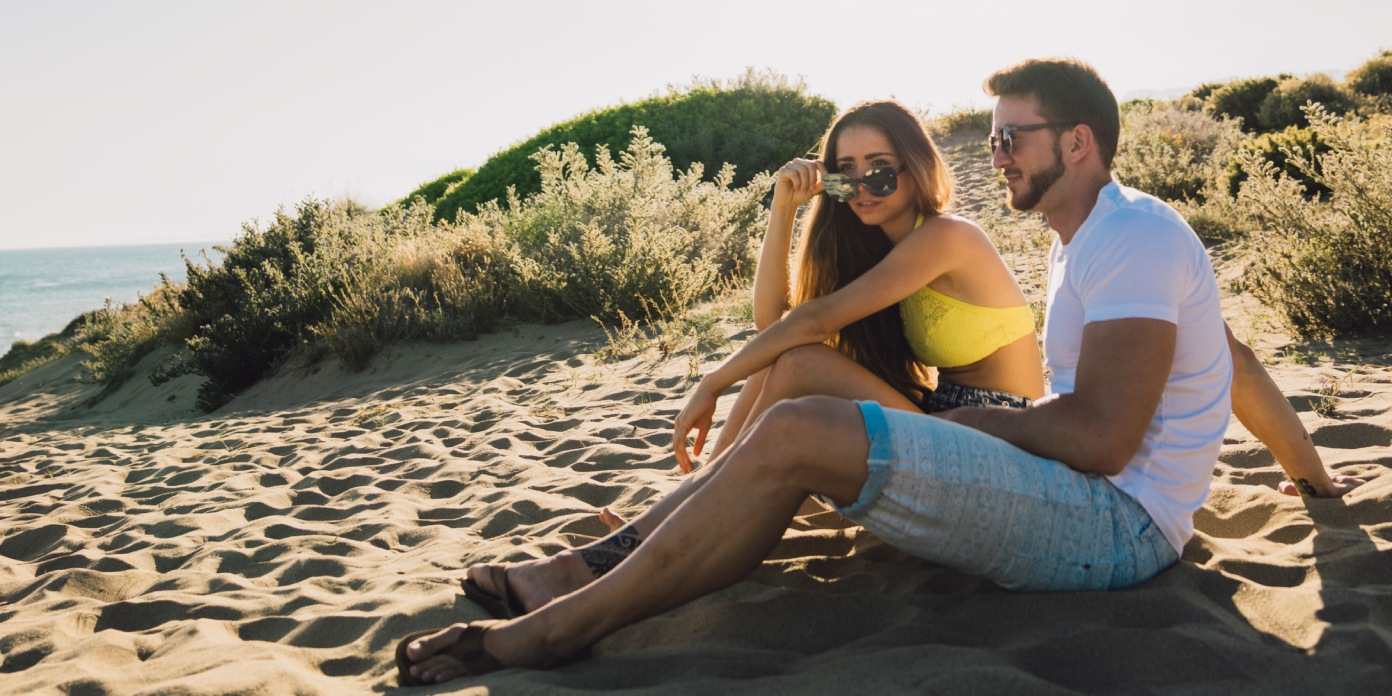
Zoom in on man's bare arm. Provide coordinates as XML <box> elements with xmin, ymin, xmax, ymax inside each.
<box><xmin>1226</xmin><ymin>324</ymin><xmax>1365</xmax><ymax>497</ymax></box>
<box><xmin>941</xmin><ymin>318</ymin><xmax>1175</xmax><ymax>476</ymax></box>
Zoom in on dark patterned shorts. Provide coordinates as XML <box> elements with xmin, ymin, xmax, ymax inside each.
<box><xmin>921</xmin><ymin>380</ymin><xmax>1033</xmax><ymax>413</ymax></box>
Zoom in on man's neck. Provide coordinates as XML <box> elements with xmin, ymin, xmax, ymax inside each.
<box><xmin>1043</xmin><ymin>171</ymin><xmax>1114</xmax><ymax>245</ymax></box>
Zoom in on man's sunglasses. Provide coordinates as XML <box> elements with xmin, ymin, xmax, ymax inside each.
<box><xmin>988</xmin><ymin>121</ymin><xmax>1078</xmax><ymax>154</ymax></box>
<box><xmin>821</xmin><ymin>166</ymin><xmax>903</xmax><ymax>202</ymax></box>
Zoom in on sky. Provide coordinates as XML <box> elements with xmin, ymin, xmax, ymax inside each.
<box><xmin>1</xmin><ymin>0</ymin><xmax>1389</xmax><ymax>250</ymax></box>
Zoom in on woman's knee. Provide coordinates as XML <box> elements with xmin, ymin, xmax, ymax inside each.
<box><xmin>766</xmin><ymin>344</ymin><xmax>840</xmax><ymax>395</ymax></box>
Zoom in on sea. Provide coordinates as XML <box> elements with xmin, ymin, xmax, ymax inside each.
<box><xmin>0</xmin><ymin>242</ymin><xmax>226</xmax><ymax>353</ymax></box>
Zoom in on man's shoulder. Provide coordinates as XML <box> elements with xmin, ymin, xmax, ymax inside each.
<box><xmin>1084</xmin><ymin>183</ymin><xmax>1199</xmax><ymax>249</ymax></box>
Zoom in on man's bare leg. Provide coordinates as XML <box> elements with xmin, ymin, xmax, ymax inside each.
<box><xmin>468</xmin><ymin>418</ymin><xmax>766</xmax><ymax>612</ymax></box>
<box><xmin>416</xmin><ymin>396</ymin><xmax>873</xmax><ymax>681</ymax></box>
<box><xmin>598</xmin><ymin>345</ymin><xmax>916</xmax><ymax>532</ymax></box>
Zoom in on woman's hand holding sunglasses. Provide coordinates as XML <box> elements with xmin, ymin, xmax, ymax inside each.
<box><xmin>772</xmin><ymin>158</ymin><xmax>828</xmax><ymax>212</ymax></box>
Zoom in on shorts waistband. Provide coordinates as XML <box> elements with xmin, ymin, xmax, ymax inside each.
<box><xmin>925</xmin><ymin>381</ymin><xmax>1033</xmax><ymax>412</ymax></box>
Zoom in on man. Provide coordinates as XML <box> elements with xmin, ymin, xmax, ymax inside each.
<box><xmin>395</xmin><ymin>58</ymin><xmax>1262</xmax><ymax>683</ymax></box>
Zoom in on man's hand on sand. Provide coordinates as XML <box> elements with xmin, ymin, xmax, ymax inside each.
<box><xmin>1279</xmin><ymin>473</ymin><xmax>1367</xmax><ymax>497</ymax></box>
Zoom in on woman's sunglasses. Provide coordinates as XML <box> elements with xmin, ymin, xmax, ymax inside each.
<box><xmin>821</xmin><ymin>166</ymin><xmax>902</xmax><ymax>203</ymax></box>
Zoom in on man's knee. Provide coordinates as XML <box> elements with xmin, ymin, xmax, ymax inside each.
<box><xmin>727</xmin><ymin>396</ymin><xmax>870</xmax><ymax>501</ymax></box>
<box><xmin>737</xmin><ymin>397</ymin><xmax>843</xmax><ymax>471</ymax></box>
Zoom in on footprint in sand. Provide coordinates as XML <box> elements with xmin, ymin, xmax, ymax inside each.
<box><xmin>1312</xmin><ymin>422</ymin><xmax>1392</xmax><ymax>449</ymax></box>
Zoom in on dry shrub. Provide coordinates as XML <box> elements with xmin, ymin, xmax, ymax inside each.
<box><xmin>313</xmin><ymin>221</ymin><xmax>512</xmax><ymax>370</ymax></box>
<box><xmin>476</xmin><ymin>126</ymin><xmax>771</xmax><ymax>324</ymax></box>
<box><xmin>1239</xmin><ymin>105</ymin><xmax>1392</xmax><ymax>339</ymax></box>
<box><xmin>1114</xmin><ymin>101</ymin><xmax>1244</xmax><ymax>204</ymax></box>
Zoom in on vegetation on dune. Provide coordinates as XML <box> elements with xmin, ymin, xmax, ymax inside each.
<box><xmin>1221</xmin><ymin>125</ymin><xmax>1331</xmax><ymax>199</ymax></box>
<box><xmin>72</xmin><ymin>126</ymin><xmax>770</xmax><ymax>412</ymax></box>
<box><xmin>1201</xmin><ymin>76</ymin><xmax>1284</xmax><ymax>133</ymax></box>
<box><xmin>1346</xmin><ymin>50</ymin><xmax>1392</xmax><ymax>106</ymax></box>
<box><xmin>396</xmin><ymin>167</ymin><xmax>474</xmax><ymax>209</ymax></box>
<box><xmin>929</xmin><ymin>106</ymin><xmax>994</xmax><ymax>140</ymax></box>
<box><xmin>1257</xmin><ymin>74</ymin><xmax>1356</xmax><ymax>131</ymax></box>
<box><xmin>0</xmin><ymin>315</ymin><xmax>89</xmax><ymax>389</ymax></box>
<box><xmin>419</xmin><ymin>69</ymin><xmax>835</xmax><ymax>222</ymax></box>
<box><xmin>1121</xmin><ymin>52</ymin><xmax>1392</xmax><ymax>339</ymax></box>
<box><xmin>1114</xmin><ymin>100</ymin><xmax>1244</xmax><ymax>204</ymax></box>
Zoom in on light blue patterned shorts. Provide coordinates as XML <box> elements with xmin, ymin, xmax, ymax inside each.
<box><xmin>829</xmin><ymin>401</ymin><xmax>1178</xmax><ymax>591</ymax></box>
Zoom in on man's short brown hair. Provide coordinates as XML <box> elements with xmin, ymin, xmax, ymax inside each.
<box><xmin>984</xmin><ymin>58</ymin><xmax>1121</xmax><ymax>169</ymax></box>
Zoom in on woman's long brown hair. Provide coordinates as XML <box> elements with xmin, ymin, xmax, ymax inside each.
<box><xmin>792</xmin><ymin>100</ymin><xmax>953</xmax><ymax>402</ymax></box>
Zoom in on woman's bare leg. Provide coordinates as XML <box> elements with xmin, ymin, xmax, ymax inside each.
<box><xmin>708</xmin><ymin>368</ymin><xmax>769</xmax><ymax>458</ymax></box>
<box><xmin>749</xmin><ymin>343</ymin><xmax>920</xmax><ymax>417</ymax></box>
<box><xmin>410</xmin><ymin>396</ymin><xmax>874</xmax><ymax>680</ymax></box>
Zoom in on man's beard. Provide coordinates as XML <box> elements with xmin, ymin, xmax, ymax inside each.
<box><xmin>1007</xmin><ymin>143</ymin><xmax>1065</xmax><ymax>212</ymax></box>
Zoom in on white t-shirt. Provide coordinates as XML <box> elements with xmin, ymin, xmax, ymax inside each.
<box><xmin>1042</xmin><ymin>182</ymin><xmax>1232</xmax><ymax>554</ymax></box>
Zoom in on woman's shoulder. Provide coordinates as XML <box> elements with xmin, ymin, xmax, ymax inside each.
<box><xmin>910</xmin><ymin>213</ymin><xmax>993</xmax><ymax>248</ymax></box>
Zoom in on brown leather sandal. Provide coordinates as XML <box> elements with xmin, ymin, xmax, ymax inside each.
<box><xmin>462</xmin><ymin>564</ymin><xmax>527</xmax><ymax>620</ymax></box>
<box><xmin>395</xmin><ymin>620</ymin><xmax>504</xmax><ymax>686</ymax></box>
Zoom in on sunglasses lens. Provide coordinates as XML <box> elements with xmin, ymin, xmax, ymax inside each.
<box><xmin>821</xmin><ymin>174</ymin><xmax>855</xmax><ymax>202</ymax></box>
<box><xmin>862</xmin><ymin>168</ymin><xmax>898</xmax><ymax>195</ymax></box>
<box><xmin>989</xmin><ymin>130</ymin><xmax>1014</xmax><ymax>154</ymax></box>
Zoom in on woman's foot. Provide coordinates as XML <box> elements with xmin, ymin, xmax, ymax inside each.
<box><xmin>465</xmin><ymin>522</ymin><xmax>647</xmax><ymax>617</ymax></box>
<box><xmin>398</xmin><ymin>621</ymin><xmax>504</xmax><ymax>685</ymax></box>
<box><xmin>464</xmin><ymin>551</ymin><xmax>597</xmax><ymax>617</ymax></box>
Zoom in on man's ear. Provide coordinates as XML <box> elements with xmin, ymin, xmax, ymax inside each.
<box><xmin>1064</xmin><ymin>124</ymin><xmax>1095</xmax><ymax>164</ymax></box>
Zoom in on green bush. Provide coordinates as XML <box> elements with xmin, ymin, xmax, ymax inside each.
<box><xmin>1205</xmin><ymin>76</ymin><xmax>1282</xmax><ymax>132</ymax></box>
<box><xmin>1187</xmin><ymin>82</ymin><xmax>1223</xmax><ymax>102</ymax></box>
<box><xmin>77</xmin><ymin>281</ymin><xmax>193</xmax><ymax>393</ymax></box>
<box><xmin>1114</xmin><ymin>101</ymin><xmax>1244</xmax><ymax>203</ymax></box>
<box><xmin>430</xmin><ymin>69</ymin><xmax>834</xmax><ymax>221</ymax></box>
<box><xmin>1347</xmin><ymin>50</ymin><xmax>1392</xmax><ymax>112</ymax></box>
<box><xmin>172</xmin><ymin>199</ymin><xmax>385</xmax><ymax>410</ymax></box>
<box><xmin>1222</xmin><ymin>126</ymin><xmax>1331</xmax><ymax>199</ymax></box>
<box><xmin>1239</xmin><ymin>105</ymin><xmax>1392</xmax><ymax>339</ymax></box>
<box><xmin>1257</xmin><ymin>74</ymin><xmax>1355</xmax><ymax>131</ymax></box>
<box><xmin>1346</xmin><ymin>51</ymin><xmax>1392</xmax><ymax>99</ymax></box>
<box><xmin>395</xmin><ymin>168</ymin><xmax>473</xmax><ymax>209</ymax></box>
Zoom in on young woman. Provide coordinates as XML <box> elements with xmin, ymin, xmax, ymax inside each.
<box><xmin>668</xmin><ymin>98</ymin><xmax>1043</xmax><ymax>474</ymax></box>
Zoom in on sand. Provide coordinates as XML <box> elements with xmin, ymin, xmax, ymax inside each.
<box><xmin>1</xmin><ymin>305</ymin><xmax>1389</xmax><ymax>695</ymax></box>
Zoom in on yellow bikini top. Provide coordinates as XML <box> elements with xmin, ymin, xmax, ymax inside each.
<box><xmin>897</xmin><ymin>213</ymin><xmax>1034</xmax><ymax>368</ymax></box>
<box><xmin>899</xmin><ymin>285</ymin><xmax>1035</xmax><ymax>368</ymax></box>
